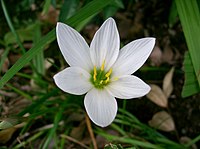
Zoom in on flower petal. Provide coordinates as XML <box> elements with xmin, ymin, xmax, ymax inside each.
<box><xmin>90</xmin><ymin>18</ymin><xmax>120</xmax><ymax>71</ymax></box>
<box><xmin>53</xmin><ymin>67</ymin><xmax>92</xmax><ymax>95</ymax></box>
<box><xmin>56</xmin><ymin>22</ymin><xmax>92</xmax><ymax>71</ymax></box>
<box><xmin>84</xmin><ymin>88</ymin><xmax>117</xmax><ymax>127</ymax></box>
<box><xmin>112</xmin><ymin>38</ymin><xmax>155</xmax><ymax>76</ymax></box>
<box><xmin>106</xmin><ymin>75</ymin><xmax>151</xmax><ymax>99</ymax></box>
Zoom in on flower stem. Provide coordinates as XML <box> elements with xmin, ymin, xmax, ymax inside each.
<box><xmin>85</xmin><ymin>113</ymin><xmax>98</xmax><ymax>149</ymax></box>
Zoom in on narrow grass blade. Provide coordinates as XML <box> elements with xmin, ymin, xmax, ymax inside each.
<box><xmin>175</xmin><ymin>0</ymin><xmax>200</xmax><ymax>96</ymax></box>
<box><xmin>18</xmin><ymin>88</ymin><xmax>59</xmax><ymax>116</ymax></box>
<box><xmin>1</xmin><ymin>0</ymin><xmax>26</xmax><ymax>53</ymax></box>
<box><xmin>75</xmin><ymin>14</ymin><xmax>96</xmax><ymax>32</ymax></box>
<box><xmin>0</xmin><ymin>0</ymin><xmax>114</xmax><ymax>89</ymax></box>
<box><xmin>42</xmin><ymin>105</ymin><xmax>64</xmax><ymax>149</ymax></box>
<box><xmin>95</xmin><ymin>128</ymin><xmax>164</xmax><ymax>149</ymax></box>
<box><xmin>186</xmin><ymin>134</ymin><xmax>200</xmax><ymax>148</ymax></box>
<box><xmin>13</xmin><ymin>131</ymin><xmax>44</xmax><ymax>149</ymax></box>
<box><xmin>5</xmin><ymin>83</ymin><xmax>32</xmax><ymax>100</ymax></box>
<box><xmin>32</xmin><ymin>22</ymin><xmax>45</xmax><ymax>75</ymax></box>
<box><xmin>42</xmin><ymin>0</ymin><xmax>51</xmax><ymax>15</ymax></box>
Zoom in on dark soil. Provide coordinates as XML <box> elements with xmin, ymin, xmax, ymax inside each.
<box><xmin>111</xmin><ymin>0</ymin><xmax>200</xmax><ymax>147</ymax></box>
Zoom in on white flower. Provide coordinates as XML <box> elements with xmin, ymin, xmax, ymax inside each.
<box><xmin>54</xmin><ymin>18</ymin><xmax>155</xmax><ymax>127</ymax></box>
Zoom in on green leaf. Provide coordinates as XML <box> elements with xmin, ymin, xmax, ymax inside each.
<box><xmin>6</xmin><ymin>83</ymin><xmax>32</xmax><ymax>100</ymax></box>
<box><xmin>1</xmin><ymin>0</ymin><xmax>26</xmax><ymax>53</ymax></box>
<box><xmin>0</xmin><ymin>118</ymin><xmax>19</xmax><ymax>129</ymax></box>
<box><xmin>182</xmin><ymin>52</ymin><xmax>200</xmax><ymax>97</ymax></box>
<box><xmin>103</xmin><ymin>0</ymin><xmax>124</xmax><ymax>19</ymax></box>
<box><xmin>168</xmin><ymin>1</ymin><xmax>178</xmax><ymax>28</ymax></box>
<box><xmin>75</xmin><ymin>14</ymin><xmax>96</xmax><ymax>32</ymax></box>
<box><xmin>175</xmin><ymin>0</ymin><xmax>200</xmax><ymax>97</ymax></box>
<box><xmin>42</xmin><ymin>0</ymin><xmax>52</xmax><ymax>15</ymax></box>
<box><xmin>4</xmin><ymin>24</ymin><xmax>37</xmax><ymax>45</ymax></box>
<box><xmin>0</xmin><ymin>0</ymin><xmax>114</xmax><ymax>89</ymax></box>
<box><xmin>59</xmin><ymin>0</ymin><xmax>79</xmax><ymax>22</ymax></box>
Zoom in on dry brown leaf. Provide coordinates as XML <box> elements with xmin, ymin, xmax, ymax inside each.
<box><xmin>96</xmin><ymin>130</ymin><xmax>119</xmax><ymax>149</ymax></box>
<box><xmin>0</xmin><ymin>122</ymin><xmax>25</xmax><ymax>144</ymax></box>
<box><xmin>39</xmin><ymin>5</ymin><xmax>59</xmax><ymax>24</ymax></box>
<box><xmin>147</xmin><ymin>84</ymin><xmax>168</xmax><ymax>108</ymax></box>
<box><xmin>162</xmin><ymin>45</ymin><xmax>174</xmax><ymax>64</ymax></box>
<box><xmin>45</xmin><ymin>58</ymin><xmax>54</xmax><ymax>70</ymax></box>
<box><xmin>180</xmin><ymin>136</ymin><xmax>197</xmax><ymax>149</ymax></box>
<box><xmin>148</xmin><ymin>111</ymin><xmax>175</xmax><ymax>132</ymax></box>
<box><xmin>149</xmin><ymin>46</ymin><xmax>162</xmax><ymax>66</ymax></box>
<box><xmin>163</xmin><ymin>67</ymin><xmax>175</xmax><ymax>98</ymax></box>
<box><xmin>7</xmin><ymin>98</ymin><xmax>32</xmax><ymax>115</ymax></box>
<box><xmin>1</xmin><ymin>58</ymin><xmax>9</xmax><ymax>73</ymax></box>
<box><xmin>0</xmin><ymin>49</ymin><xmax>10</xmax><ymax>73</ymax></box>
<box><xmin>70</xmin><ymin>121</ymin><xmax>85</xmax><ymax>140</ymax></box>
<box><xmin>0</xmin><ymin>127</ymin><xmax>16</xmax><ymax>144</ymax></box>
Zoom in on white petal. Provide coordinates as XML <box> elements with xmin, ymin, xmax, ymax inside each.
<box><xmin>56</xmin><ymin>22</ymin><xmax>93</xmax><ymax>71</ymax></box>
<box><xmin>84</xmin><ymin>88</ymin><xmax>117</xmax><ymax>127</ymax></box>
<box><xmin>90</xmin><ymin>18</ymin><xmax>120</xmax><ymax>71</ymax></box>
<box><xmin>106</xmin><ymin>75</ymin><xmax>151</xmax><ymax>99</ymax></box>
<box><xmin>112</xmin><ymin>38</ymin><xmax>155</xmax><ymax>76</ymax></box>
<box><xmin>53</xmin><ymin>67</ymin><xmax>92</xmax><ymax>95</ymax></box>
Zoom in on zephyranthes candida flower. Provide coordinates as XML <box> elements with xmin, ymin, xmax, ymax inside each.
<box><xmin>54</xmin><ymin>18</ymin><xmax>155</xmax><ymax>127</ymax></box>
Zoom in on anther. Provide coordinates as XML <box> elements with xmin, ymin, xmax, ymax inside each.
<box><xmin>100</xmin><ymin>80</ymin><xmax>103</xmax><ymax>85</ymax></box>
<box><xmin>93</xmin><ymin>66</ymin><xmax>97</xmax><ymax>81</ymax></box>
<box><xmin>105</xmin><ymin>77</ymin><xmax>109</xmax><ymax>83</ymax></box>
<box><xmin>101</xmin><ymin>60</ymin><xmax>105</xmax><ymax>71</ymax></box>
<box><xmin>105</xmin><ymin>69</ymin><xmax>112</xmax><ymax>78</ymax></box>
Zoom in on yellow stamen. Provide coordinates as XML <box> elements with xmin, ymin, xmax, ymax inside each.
<box><xmin>93</xmin><ymin>66</ymin><xmax>97</xmax><ymax>81</ymax></box>
<box><xmin>100</xmin><ymin>80</ymin><xmax>104</xmax><ymax>84</ymax></box>
<box><xmin>105</xmin><ymin>69</ymin><xmax>112</xmax><ymax>78</ymax></box>
<box><xmin>101</xmin><ymin>60</ymin><xmax>105</xmax><ymax>71</ymax></box>
<box><xmin>105</xmin><ymin>77</ymin><xmax>110</xmax><ymax>84</ymax></box>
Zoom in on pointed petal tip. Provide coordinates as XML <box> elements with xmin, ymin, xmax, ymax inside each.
<box><xmin>57</xmin><ymin>22</ymin><xmax>65</xmax><ymax>26</ymax></box>
<box><xmin>96</xmin><ymin>122</ymin><xmax>111</xmax><ymax>128</ymax></box>
<box><xmin>106</xmin><ymin>17</ymin><xmax>114</xmax><ymax>22</ymax></box>
<box><xmin>146</xmin><ymin>84</ymin><xmax>151</xmax><ymax>94</ymax></box>
<box><xmin>53</xmin><ymin>73</ymin><xmax>56</xmax><ymax>80</ymax></box>
<box><xmin>56</xmin><ymin>22</ymin><xmax>64</xmax><ymax>29</ymax></box>
<box><xmin>144</xmin><ymin>37</ymin><xmax>156</xmax><ymax>42</ymax></box>
<box><xmin>56</xmin><ymin>22</ymin><xmax>65</xmax><ymax>35</ymax></box>
<box><xmin>147</xmin><ymin>37</ymin><xmax>156</xmax><ymax>45</ymax></box>
<box><xmin>141</xmin><ymin>82</ymin><xmax>151</xmax><ymax>96</ymax></box>
<box><xmin>103</xmin><ymin>17</ymin><xmax>117</xmax><ymax>27</ymax></box>
<box><xmin>56</xmin><ymin>22</ymin><xmax>69</xmax><ymax>32</ymax></box>
<box><xmin>91</xmin><ymin>118</ymin><xmax>112</xmax><ymax>127</ymax></box>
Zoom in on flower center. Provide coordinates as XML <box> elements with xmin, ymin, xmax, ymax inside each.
<box><xmin>90</xmin><ymin>61</ymin><xmax>112</xmax><ymax>89</ymax></box>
